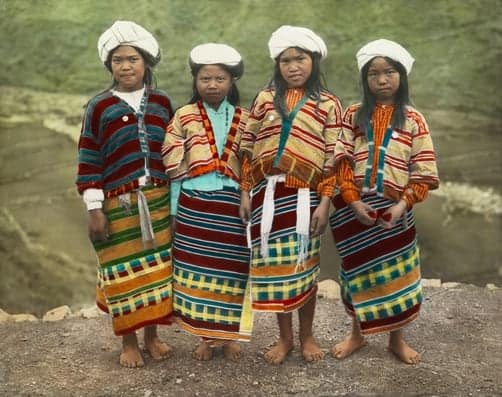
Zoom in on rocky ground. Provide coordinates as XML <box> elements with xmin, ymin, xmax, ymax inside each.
<box><xmin>0</xmin><ymin>282</ymin><xmax>501</xmax><ymax>397</ymax></box>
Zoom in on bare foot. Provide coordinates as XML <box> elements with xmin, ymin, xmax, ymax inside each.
<box><xmin>388</xmin><ymin>337</ymin><xmax>421</xmax><ymax>364</ymax></box>
<box><xmin>223</xmin><ymin>341</ymin><xmax>242</xmax><ymax>361</ymax></box>
<box><xmin>264</xmin><ymin>338</ymin><xmax>294</xmax><ymax>365</ymax></box>
<box><xmin>192</xmin><ymin>341</ymin><xmax>213</xmax><ymax>361</ymax></box>
<box><xmin>120</xmin><ymin>334</ymin><xmax>144</xmax><ymax>368</ymax></box>
<box><xmin>331</xmin><ymin>333</ymin><xmax>366</xmax><ymax>359</ymax></box>
<box><xmin>301</xmin><ymin>335</ymin><xmax>324</xmax><ymax>362</ymax></box>
<box><xmin>144</xmin><ymin>335</ymin><xmax>172</xmax><ymax>360</ymax></box>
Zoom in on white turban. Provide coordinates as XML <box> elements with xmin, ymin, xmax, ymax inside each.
<box><xmin>356</xmin><ymin>39</ymin><xmax>415</xmax><ymax>74</ymax></box>
<box><xmin>97</xmin><ymin>21</ymin><xmax>159</xmax><ymax>64</ymax></box>
<box><xmin>268</xmin><ymin>25</ymin><xmax>327</xmax><ymax>60</ymax></box>
<box><xmin>189</xmin><ymin>43</ymin><xmax>242</xmax><ymax>66</ymax></box>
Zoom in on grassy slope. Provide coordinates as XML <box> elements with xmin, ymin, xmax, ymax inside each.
<box><xmin>0</xmin><ymin>0</ymin><xmax>500</xmax><ymax>116</ymax></box>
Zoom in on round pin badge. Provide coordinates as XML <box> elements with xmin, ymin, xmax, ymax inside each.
<box><xmin>122</xmin><ymin>115</ymin><xmax>129</xmax><ymax>122</ymax></box>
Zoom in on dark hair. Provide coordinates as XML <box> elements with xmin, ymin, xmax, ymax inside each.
<box><xmin>188</xmin><ymin>62</ymin><xmax>242</xmax><ymax>106</ymax></box>
<box><xmin>355</xmin><ymin>56</ymin><xmax>410</xmax><ymax>135</ymax></box>
<box><xmin>267</xmin><ymin>47</ymin><xmax>329</xmax><ymax>119</ymax></box>
<box><xmin>104</xmin><ymin>45</ymin><xmax>160</xmax><ymax>89</ymax></box>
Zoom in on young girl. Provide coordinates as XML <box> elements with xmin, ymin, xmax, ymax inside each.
<box><xmin>330</xmin><ymin>39</ymin><xmax>439</xmax><ymax>364</ymax></box>
<box><xmin>239</xmin><ymin>25</ymin><xmax>343</xmax><ymax>364</ymax></box>
<box><xmin>76</xmin><ymin>21</ymin><xmax>175</xmax><ymax>368</ymax></box>
<box><xmin>162</xmin><ymin>43</ymin><xmax>250</xmax><ymax>361</ymax></box>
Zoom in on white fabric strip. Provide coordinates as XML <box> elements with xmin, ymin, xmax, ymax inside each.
<box><xmin>246</xmin><ymin>189</ymin><xmax>254</xmax><ymax>249</ymax></box>
<box><xmin>295</xmin><ymin>187</ymin><xmax>310</xmax><ymax>270</ymax></box>
<box><xmin>260</xmin><ymin>175</ymin><xmax>285</xmax><ymax>258</ymax></box>
<box><xmin>83</xmin><ymin>188</ymin><xmax>104</xmax><ymax>210</ymax></box>
<box><xmin>136</xmin><ymin>190</ymin><xmax>156</xmax><ymax>248</ymax></box>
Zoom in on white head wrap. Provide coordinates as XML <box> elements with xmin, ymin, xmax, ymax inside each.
<box><xmin>97</xmin><ymin>21</ymin><xmax>160</xmax><ymax>64</ymax></box>
<box><xmin>189</xmin><ymin>43</ymin><xmax>242</xmax><ymax>67</ymax></box>
<box><xmin>356</xmin><ymin>39</ymin><xmax>415</xmax><ymax>74</ymax></box>
<box><xmin>268</xmin><ymin>25</ymin><xmax>327</xmax><ymax>60</ymax></box>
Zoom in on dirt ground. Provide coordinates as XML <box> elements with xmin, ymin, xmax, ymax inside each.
<box><xmin>1</xmin><ymin>284</ymin><xmax>501</xmax><ymax>397</ymax></box>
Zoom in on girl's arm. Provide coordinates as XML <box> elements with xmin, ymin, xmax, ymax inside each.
<box><xmin>162</xmin><ymin>110</ymin><xmax>188</xmax><ymax>181</ymax></box>
<box><xmin>77</xmin><ymin>101</ymin><xmax>109</xmax><ymax>241</ymax></box>
<box><xmin>317</xmin><ymin>96</ymin><xmax>343</xmax><ymax>197</ymax></box>
<box><xmin>239</xmin><ymin>93</ymin><xmax>265</xmax><ymax>224</ymax></box>
<box><xmin>406</xmin><ymin>109</ymin><xmax>440</xmax><ymax>190</ymax></box>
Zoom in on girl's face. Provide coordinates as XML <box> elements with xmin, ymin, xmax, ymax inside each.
<box><xmin>366</xmin><ymin>57</ymin><xmax>400</xmax><ymax>104</ymax></box>
<box><xmin>110</xmin><ymin>45</ymin><xmax>146</xmax><ymax>92</ymax></box>
<box><xmin>196</xmin><ymin>64</ymin><xmax>232</xmax><ymax>109</ymax></box>
<box><xmin>278</xmin><ymin>47</ymin><xmax>313</xmax><ymax>88</ymax></box>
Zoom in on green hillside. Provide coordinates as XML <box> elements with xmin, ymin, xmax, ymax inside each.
<box><xmin>1</xmin><ymin>0</ymin><xmax>501</xmax><ymax>115</ymax></box>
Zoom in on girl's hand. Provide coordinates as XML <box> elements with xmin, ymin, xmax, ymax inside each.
<box><xmin>378</xmin><ymin>200</ymin><xmax>407</xmax><ymax>229</ymax></box>
<box><xmin>88</xmin><ymin>209</ymin><xmax>109</xmax><ymax>242</ymax></box>
<box><xmin>310</xmin><ymin>196</ymin><xmax>331</xmax><ymax>236</ymax></box>
<box><xmin>349</xmin><ymin>200</ymin><xmax>377</xmax><ymax>226</ymax></box>
<box><xmin>239</xmin><ymin>191</ymin><xmax>251</xmax><ymax>224</ymax></box>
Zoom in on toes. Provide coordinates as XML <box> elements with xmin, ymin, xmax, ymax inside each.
<box><xmin>192</xmin><ymin>345</ymin><xmax>212</xmax><ymax>361</ymax></box>
<box><xmin>223</xmin><ymin>343</ymin><xmax>242</xmax><ymax>361</ymax></box>
<box><xmin>264</xmin><ymin>352</ymin><xmax>283</xmax><ymax>365</ymax></box>
<box><xmin>303</xmin><ymin>349</ymin><xmax>324</xmax><ymax>362</ymax></box>
<box><xmin>120</xmin><ymin>347</ymin><xmax>145</xmax><ymax>368</ymax></box>
<box><xmin>120</xmin><ymin>355</ymin><xmax>144</xmax><ymax>368</ymax></box>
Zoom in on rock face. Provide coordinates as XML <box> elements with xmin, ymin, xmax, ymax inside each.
<box><xmin>0</xmin><ymin>284</ymin><xmax>500</xmax><ymax>397</ymax></box>
<box><xmin>42</xmin><ymin>305</ymin><xmax>72</xmax><ymax>322</ymax></box>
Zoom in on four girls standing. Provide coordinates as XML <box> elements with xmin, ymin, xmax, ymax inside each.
<box><xmin>78</xmin><ymin>20</ymin><xmax>438</xmax><ymax>367</ymax></box>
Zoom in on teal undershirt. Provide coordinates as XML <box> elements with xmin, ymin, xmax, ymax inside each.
<box><xmin>170</xmin><ymin>99</ymin><xmax>239</xmax><ymax>215</ymax></box>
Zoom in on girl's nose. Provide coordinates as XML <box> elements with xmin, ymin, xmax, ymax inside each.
<box><xmin>377</xmin><ymin>74</ymin><xmax>387</xmax><ymax>84</ymax></box>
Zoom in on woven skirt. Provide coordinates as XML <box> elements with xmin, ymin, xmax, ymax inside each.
<box><xmin>94</xmin><ymin>185</ymin><xmax>173</xmax><ymax>336</ymax></box>
<box><xmin>172</xmin><ymin>188</ymin><xmax>251</xmax><ymax>341</ymax></box>
<box><xmin>248</xmin><ymin>180</ymin><xmax>321</xmax><ymax>313</ymax></box>
<box><xmin>330</xmin><ymin>193</ymin><xmax>422</xmax><ymax>335</ymax></box>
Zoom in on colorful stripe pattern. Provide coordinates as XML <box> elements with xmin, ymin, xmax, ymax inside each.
<box><xmin>76</xmin><ymin>89</ymin><xmax>174</xmax><ymax>195</ymax></box>
<box><xmin>240</xmin><ymin>89</ymin><xmax>343</xmax><ymax>190</ymax></box>
<box><xmin>172</xmin><ymin>188</ymin><xmax>251</xmax><ymax>341</ymax></box>
<box><xmin>162</xmin><ymin>102</ymin><xmax>248</xmax><ymax>183</ymax></box>
<box><xmin>330</xmin><ymin>193</ymin><xmax>422</xmax><ymax>334</ymax></box>
<box><xmin>94</xmin><ymin>186</ymin><xmax>173</xmax><ymax>336</ymax></box>
<box><xmin>249</xmin><ymin>180</ymin><xmax>321</xmax><ymax>312</ymax></box>
<box><xmin>334</xmin><ymin>103</ymin><xmax>439</xmax><ymax>200</ymax></box>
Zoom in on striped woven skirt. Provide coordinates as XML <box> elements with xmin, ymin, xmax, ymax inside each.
<box><xmin>172</xmin><ymin>188</ymin><xmax>251</xmax><ymax>342</ymax></box>
<box><xmin>249</xmin><ymin>180</ymin><xmax>321</xmax><ymax>313</ymax></box>
<box><xmin>330</xmin><ymin>193</ymin><xmax>422</xmax><ymax>335</ymax></box>
<box><xmin>93</xmin><ymin>185</ymin><xmax>173</xmax><ymax>336</ymax></box>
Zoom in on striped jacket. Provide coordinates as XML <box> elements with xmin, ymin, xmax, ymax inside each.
<box><xmin>240</xmin><ymin>89</ymin><xmax>343</xmax><ymax>190</ymax></box>
<box><xmin>335</xmin><ymin>103</ymin><xmax>439</xmax><ymax>200</ymax></box>
<box><xmin>76</xmin><ymin>89</ymin><xmax>174</xmax><ymax>197</ymax></box>
<box><xmin>162</xmin><ymin>101</ymin><xmax>248</xmax><ymax>183</ymax></box>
